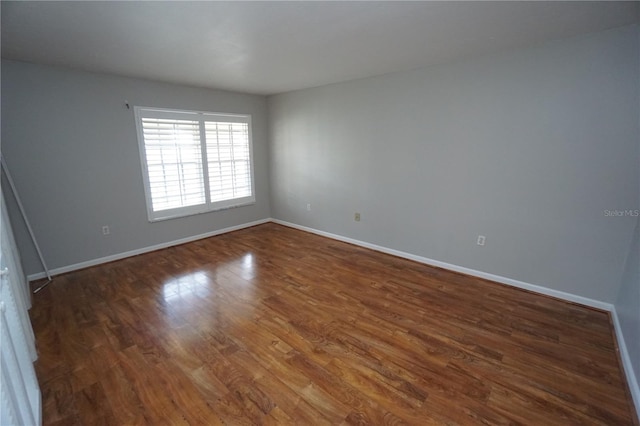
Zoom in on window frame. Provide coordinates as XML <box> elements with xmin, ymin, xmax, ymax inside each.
<box><xmin>134</xmin><ymin>106</ymin><xmax>256</xmax><ymax>222</ymax></box>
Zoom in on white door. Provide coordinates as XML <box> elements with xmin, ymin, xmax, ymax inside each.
<box><xmin>0</xmin><ymin>188</ymin><xmax>41</xmax><ymax>425</ymax></box>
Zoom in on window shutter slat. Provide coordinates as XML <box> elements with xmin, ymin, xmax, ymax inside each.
<box><xmin>141</xmin><ymin>117</ymin><xmax>205</xmax><ymax>212</ymax></box>
<box><xmin>205</xmin><ymin>121</ymin><xmax>253</xmax><ymax>203</ymax></box>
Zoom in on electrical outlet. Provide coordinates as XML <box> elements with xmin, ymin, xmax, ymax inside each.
<box><xmin>477</xmin><ymin>235</ymin><xmax>486</xmax><ymax>246</ymax></box>
<box><xmin>307</xmin><ymin>203</ymin><xmax>311</xmax><ymax>211</ymax></box>
<box><xmin>102</xmin><ymin>225</ymin><xmax>110</xmax><ymax>235</ymax></box>
<box><xmin>354</xmin><ymin>212</ymin><xmax>361</xmax><ymax>222</ymax></box>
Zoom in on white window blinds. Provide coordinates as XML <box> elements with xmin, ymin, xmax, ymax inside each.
<box><xmin>205</xmin><ymin>121</ymin><xmax>252</xmax><ymax>203</ymax></box>
<box><xmin>135</xmin><ymin>107</ymin><xmax>255</xmax><ymax>221</ymax></box>
<box><xmin>142</xmin><ymin>118</ymin><xmax>205</xmax><ymax>212</ymax></box>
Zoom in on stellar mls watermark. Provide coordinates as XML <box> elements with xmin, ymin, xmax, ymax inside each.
<box><xmin>604</xmin><ymin>209</ymin><xmax>639</xmax><ymax>217</ymax></box>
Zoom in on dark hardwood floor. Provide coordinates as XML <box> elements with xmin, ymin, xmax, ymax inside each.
<box><xmin>30</xmin><ymin>223</ymin><xmax>637</xmax><ymax>425</ymax></box>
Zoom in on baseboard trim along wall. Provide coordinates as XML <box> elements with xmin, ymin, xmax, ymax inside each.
<box><xmin>29</xmin><ymin>217</ymin><xmax>613</xmax><ymax>310</ymax></box>
<box><xmin>271</xmin><ymin>219</ymin><xmax>612</xmax><ymax>310</ymax></box>
<box><xmin>26</xmin><ymin>217</ymin><xmax>638</xmax><ymax>417</ymax></box>
<box><xmin>271</xmin><ymin>219</ymin><xmax>639</xmax><ymax>418</ymax></box>
<box><xmin>26</xmin><ymin>218</ymin><xmax>271</xmax><ymax>281</ymax></box>
<box><xmin>612</xmin><ymin>309</ymin><xmax>640</xmax><ymax>417</ymax></box>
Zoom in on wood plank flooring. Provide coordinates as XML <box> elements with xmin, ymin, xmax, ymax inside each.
<box><xmin>29</xmin><ymin>223</ymin><xmax>637</xmax><ymax>425</ymax></box>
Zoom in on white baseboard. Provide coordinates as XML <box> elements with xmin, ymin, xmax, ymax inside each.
<box><xmin>272</xmin><ymin>219</ymin><xmax>639</xmax><ymax>418</ymax></box>
<box><xmin>271</xmin><ymin>219</ymin><xmax>612</xmax><ymax>311</ymax></box>
<box><xmin>611</xmin><ymin>308</ymin><xmax>640</xmax><ymax>418</ymax></box>
<box><xmin>26</xmin><ymin>216</ymin><xmax>638</xmax><ymax>418</ymax></box>
<box><xmin>29</xmin><ymin>216</ymin><xmax>613</xmax><ymax>311</ymax></box>
<box><xmin>26</xmin><ymin>218</ymin><xmax>271</xmax><ymax>281</ymax></box>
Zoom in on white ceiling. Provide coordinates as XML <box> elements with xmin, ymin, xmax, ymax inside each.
<box><xmin>2</xmin><ymin>1</ymin><xmax>638</xmax><ymax>96</ymax></box>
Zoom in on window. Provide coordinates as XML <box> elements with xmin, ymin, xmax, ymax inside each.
<box><xmin>134</xmin><ymin>107</ymin><xmax>255</xmax><ymax>221</ymax></box>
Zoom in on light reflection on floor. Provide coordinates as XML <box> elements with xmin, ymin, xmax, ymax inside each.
<box><xmin>239</xmin><ymin>253</ymin><xmax>254</xmax><ymax>280</ymax></box>
<box><xmin>162</xmin><ymin>270</ymin><xmax>211</xmax><ymax>303</ymax></box>
<box><xmin>161</xmin><ymin>253</ymin><xmax>256</xmax><ymax>309</ymax></box>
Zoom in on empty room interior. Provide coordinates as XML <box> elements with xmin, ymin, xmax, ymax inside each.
<box><xmin>1</xmin><ymin>1</ymin><xmax>639</xmax><ymax>425</ymax></box>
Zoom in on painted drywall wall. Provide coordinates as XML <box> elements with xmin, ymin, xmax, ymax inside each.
<box><xmin>1</xmin><ymin>61</ymin><xmax>271</xmax><ymax>275</ymax></box>
<box><xmin>613</xmin><ymin>26</ymin><xmax>640</xmax><ymax>406</ymax></box>
<box><xmin>615</xmin><ymin>216</ymin><xmax>640</xmax><ymax>406</ymax></box>
<box><xmin>268</xmin><ymin>25</ymin><xmax>640</xmax><ymax>303</ymax></box>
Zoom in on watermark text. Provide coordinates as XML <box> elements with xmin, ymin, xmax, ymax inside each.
<box><xmin>604</xmin><ymin>209</ymin><xmax>639</xmax><ymax>217</ymax></box>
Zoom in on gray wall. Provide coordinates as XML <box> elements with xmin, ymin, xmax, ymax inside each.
<box><xmin>613</xmin><ymin>25</ymin><xmax>640</xmax><ymax>402</ymax></box>
<box><xmin>269</xmin><ymin>25</ymin><xmax>640</xmax><ymax>303</ymax></box>
<box><xmin>1</xmin><ymin>61</ymin><xmax>271</xmax><ymax>275</ymax></box>
<box><xmin>615</xmin><ymin>216</ymin><xmax>640</xmax><ymax>398</ymax></box>
<box><xmin>2</xmin><ymin>26</ymin><xmax>638</xmax><ymax>305</ymax></box>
